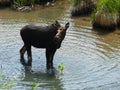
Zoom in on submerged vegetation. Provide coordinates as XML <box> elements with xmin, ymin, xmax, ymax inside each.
<box><xmin>0</xmin><ymin>72</ymin><xmax>16</xmax><ymax>90</ymax></box>
<box><xmin>58</xmin><ymin>63</ymin><xmax>64</xmax><ymax>74</ymax></box>
<box><xmin>31</xmin><ymin>82</ymin><xmax>40</xmax><ymax>90</ymax></box>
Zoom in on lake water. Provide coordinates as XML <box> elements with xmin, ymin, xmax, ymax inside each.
<box><xmin>0</xmin><ymin>1</ymin><xmax>120</xmax><ymax>90</ymax></box>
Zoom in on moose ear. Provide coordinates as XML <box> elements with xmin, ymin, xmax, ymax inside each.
<box><xmin>54</xmin><ymin>20</ymin><xmax>61</xmax><ymax>28</ymax></box>
<box><xmin>65</xmin><ymin>22</ymin><xmax>70</xmax><ymax>29</ymax></box>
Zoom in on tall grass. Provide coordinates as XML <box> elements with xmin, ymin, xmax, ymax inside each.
<box><xmin>91</xmin><ymin>0</ymin><xmax>120</xmax><ymax>21</ymax></box>
<box><xmin>91</xmin><ymin>0</ymin><xmax>120</xmax><ymax>29</ymax></box>
<box><xmin>12</xmin><ymin>0</ymin><xmax>35</xmax><ymax>8</ymax></box>
<box><xmin>71</xmin><ymin>0</ymin><xmax>81</xmax><ymax>6</ymax></box>
<box><xmin>71</xmin><ymin>0</ymin><xmax>92</xmax><ymax>6</ymax></box>
<box><xmin>96</xmin><ymin>0</ymin><xmax>119</xmax><ymax>13</ymax></box>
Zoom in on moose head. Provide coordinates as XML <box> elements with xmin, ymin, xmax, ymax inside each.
<box><xmin>54</xmin><ymin>21</ymin><xmax>70</xmax><ymax>48</ymax></box>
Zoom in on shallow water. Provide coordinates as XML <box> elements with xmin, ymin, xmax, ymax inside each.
<box><xmin>1</xmin><ymin>1</ymin><xmax>120</xmax><ymax>90</ymax></box>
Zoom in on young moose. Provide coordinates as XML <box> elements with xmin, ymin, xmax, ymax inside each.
<box><xmin>20</xmin><ymin>21</ymin><xmax>69</xmax><ymax>69</ymax></box>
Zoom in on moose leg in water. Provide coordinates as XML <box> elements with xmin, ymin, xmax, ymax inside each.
<box><xmin>20</xmin><ymin>45</ymin><xmax>26</xmax><ymax>65</ymax></box>
<box><xmin>46</xmin><ymin>48</ymin><xmax>56</xmax><ymax>69</ymax></box>
<box><xmin>20</xmin><ymin>44</ymin><xmax>32</xmax><ymax>66</ymax></box>
<box><xmin>26</xmin><ymin>44</ymin><xmax>32</xmax><ymax>66</ymax></box>
<box><xmin>20</xmin><ymin>45</ymin><xmax>26</xmax><ymax>59</ymax></box>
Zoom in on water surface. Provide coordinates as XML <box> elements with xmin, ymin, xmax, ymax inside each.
<box><xmin>0</xmin><ymin>1</ymin><xmax>120</xmax><ymax>90</ymax></box>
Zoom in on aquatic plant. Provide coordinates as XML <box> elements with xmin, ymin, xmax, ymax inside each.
<box><xmin>0</xmin><ymin>72</ymin><xmax>16</xmax><ymax>90</ymax></box>
<box><xmin>58</xmin><ymin>63</ymin><xmax>64</xmax><ymax>74</ymax></box>
<box><xmin>31</xmin><ymin>82</ymin><xmax>40</xmax><ymax>90</ymax></box>
<box><xmin>55</xmin><ymin>63</ymin><xmax>65</xmax><ymax>80</ymax></box>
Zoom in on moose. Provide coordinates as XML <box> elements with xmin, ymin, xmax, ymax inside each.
<box><xmin>20</xmin><ymin>20</ymin><xmax>69</xmax><ymax>70</ymax></box>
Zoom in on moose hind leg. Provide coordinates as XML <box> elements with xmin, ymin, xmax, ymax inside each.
<box><xmin>20</xmin><ymin>45</ymin><xmax>26</xmax><ymax>59</ymax></box>
<box><xmin>26</xmin><ymin>45</ymin><xmax>32</xmax><ymax>66</ymax></box>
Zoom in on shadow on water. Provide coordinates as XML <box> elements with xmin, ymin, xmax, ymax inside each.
<box><xmin>17</xmin><ymin>66</ymin><xmax>64</xmax><ymax>90</ymax></box>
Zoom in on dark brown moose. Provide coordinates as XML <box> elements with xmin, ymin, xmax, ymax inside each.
<box><xmin>20</xmin><ymin>21</ymin><xmax>69</xmax><ymax>69</ymax></box>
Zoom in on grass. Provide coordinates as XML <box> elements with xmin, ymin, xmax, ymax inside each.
<box><xmin>71</xmin><ymin>0</ymin><xmax>92</xmax><ymax>6</ymax></box>
<box><xmin>91</xmin><ymin>0</ymin><xmax>120</xmax><ymax>21</ymax></box>
<box><xmin>12</xmin><ymin>0</ymin><xmax>35</xmax><ymax>9</ymax></box>
<box><xmin>71</xmin><ymin>0</ymin><xmax>81</xmax><ymax>6</ymax></box>
<box><xmin>96</xmin><ymin>0</ymin><xmax>119</xmax><ymax>13</ymax></box>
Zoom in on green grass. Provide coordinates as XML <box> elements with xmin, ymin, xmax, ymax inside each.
<box><xmin>71</xmin><ymin>0</ymin><xmax>92</xmax><ymax>6</ymax></box>
<box><xmin>96</xmin><ymin>0</ymin><xmax>119</xmax><ymax>13</ymax></box>
<box><xmin>71</xmin><ymin>0</ymin><xmax>80</xmax><ymax>6</ymax></box>
<box><xmin>91</xmin><ymin>0</ymin><xmax>120</xmax><ymax>22</ymax></box>
<box><xmin>12</xmin><ymin>0</ymin><xmax>35</xmax><ymax>8</ymax></box>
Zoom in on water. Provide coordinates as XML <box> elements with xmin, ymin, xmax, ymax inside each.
<box><xmin>1</xmin><ymin>1</ymin><xmax>120</xmax><ymax>90</ymax></box>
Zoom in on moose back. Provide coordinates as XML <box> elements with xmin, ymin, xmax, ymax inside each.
<box><xmin>20</xmin><ymin>21</ymin><xmax>69</xmax><ymax>69</ymax></box>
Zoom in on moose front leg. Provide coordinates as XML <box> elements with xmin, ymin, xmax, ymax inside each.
<box><xmin>20</xmin><ymin>45</ymin><xmax>26</xmax><ymax>59</ymax></box>
<box><xmin>46</xmin><ymin>48</ymin><xmax>56</xmax><ymax>70</ymax></box>
<box><xmin>20</xmin><ymin>45</ymin><xmax>26</xmax><ymax>65</ymax></box>
<box><xmin>26</xmin><ymin>45</ymin><xmax>32</xmax><ymax>66</ymax></box>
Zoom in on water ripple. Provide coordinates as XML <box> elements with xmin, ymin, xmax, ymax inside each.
<box><xmin>1</xmin><ymin>8</ymin><xmax>120</xmax><ymax>90</ymax></box>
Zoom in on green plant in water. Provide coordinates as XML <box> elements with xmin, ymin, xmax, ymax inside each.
<box><xmin>55</xmin><ymin>75</ymin><xmax>59</xmax><ymax>80</ymax></box>
<box><xmin>58</xmin><ymin>63</ymin><xmax>64</xmax><ymax>74</ymax></box>
<box><xmin>31</xmin><ymin>82</ymin><xmax>40</xmax><ymax>90</ymax></box>
<box><xmin>0</xmin><ymin>72</ymin><xmax>16</xmax><ymax>90</ymax></box>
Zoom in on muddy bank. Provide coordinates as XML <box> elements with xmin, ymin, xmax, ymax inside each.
<box><xmin>71</xmin><ymin>0</ymin><xmax>97</xmax><ymax>17</ymax></box>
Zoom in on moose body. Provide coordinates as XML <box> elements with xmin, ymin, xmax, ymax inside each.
<box><xmin>20</xmin><ymin>21</ymin><xmax>69</xmax><ymax>69</ymax></box>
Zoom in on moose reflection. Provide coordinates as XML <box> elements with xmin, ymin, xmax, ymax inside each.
<box><xmin>20</xmin><ymin>20</ymin><xmax>69</xmax><ymax>69</ymax></box>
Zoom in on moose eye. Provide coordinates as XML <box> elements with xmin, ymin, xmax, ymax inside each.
<box><xmin>60</xmin><ymin>28</ymin><xmax>65</xmax><ymax>31</ymax></box>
